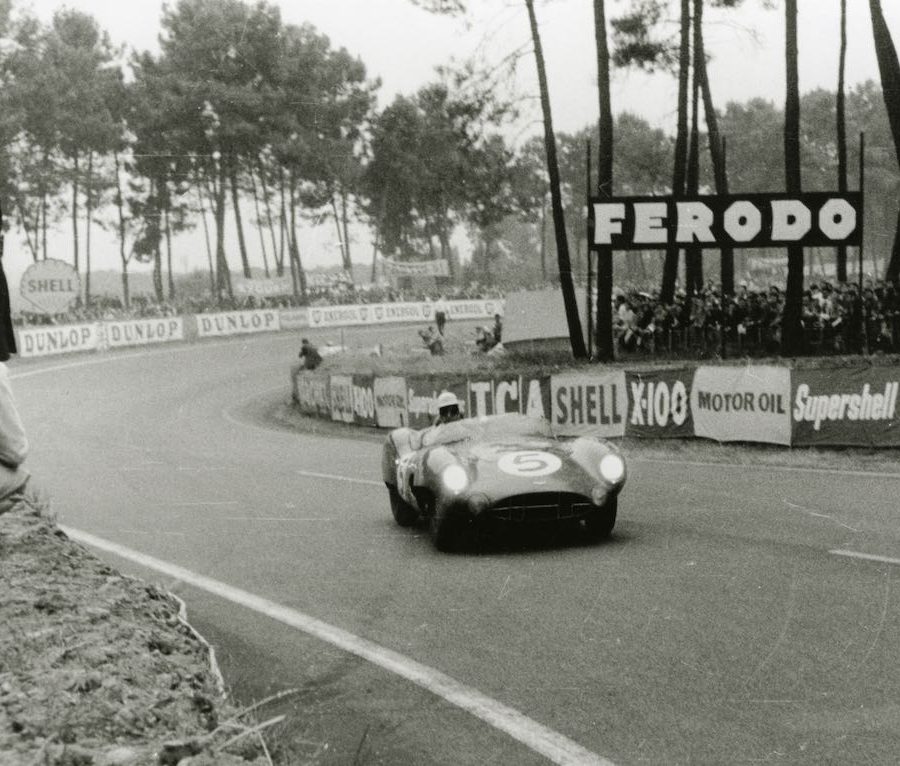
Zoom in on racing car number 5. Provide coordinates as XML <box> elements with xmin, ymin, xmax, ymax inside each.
<box><xmin>497</xmin><ymin>451</ymin><xmax>562</xmax><ymax>477</ymax></box>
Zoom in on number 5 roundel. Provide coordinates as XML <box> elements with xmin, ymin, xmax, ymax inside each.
<box><xmin>497</xmin><ymin>451</ymin><xmax>562</xmax><ymax>477</ymax></box>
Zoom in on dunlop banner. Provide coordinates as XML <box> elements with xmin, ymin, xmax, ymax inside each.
<box><xmin>405</xmin><ymin>376</ymin><xmax>467</xmax><ymax>430</ymax></box>
<box><xmin>626</xmin><ymin>368</ymin><xmax>695</xmax><ymax>438</ymax></box>
<box><xmin>330</xmin><ymin>374</ymin><xmax>354</xmax><ymax>423</ymax></box>
<box><xmin>295</xmin><ymin>373</ymin><xmax>330</xmax><ymax>418</ymax></box>
<box><xmin>691</xmin><ymin>365</ymin><xmax>791</xmax><ymax>445</ymax></box>
<box><xmin>17</xmin><ymin>323</ymin><xmax>100</xmax><ymax>358</ymax></box>
<box><xmin>792</xmin><ymin>366</ymin><xmax>900</xmax><ymax>447</ymax></box>
<box><xmin>351</xmin><ymin>374</ymin><xmax>377</xmax><ymax>427</ymax></box>
<box><xmin>466</xmin><ymin>375</ymin><xmax>550</xmax><ymax>419</ymax></box>
<box><xmin>196</xmin><ymin>310</ymin><xmax>280</xmax><ymax>338</ymax></box>
<box><xmin>104</xmin><ymin>318</ymin><xmax>184</xmax><ymax>349</ymax></box>
<box><xmin>374</xmin><ymin>377</ymin><xmax>408</xmax><ymax>428</ymax></box>
<box><xmin>551</xmin><ymin>371</ymin><xmax>627</xmax><ymax>437</ymax></box>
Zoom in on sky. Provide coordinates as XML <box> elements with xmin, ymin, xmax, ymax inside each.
<box><xmin>6</xmin><ymin>0</ymin><xmax>900</xmax><ymax>289</ymax></box>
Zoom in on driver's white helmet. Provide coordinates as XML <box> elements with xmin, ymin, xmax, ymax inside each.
<box><xmin>436</xmin><ymin>391</ymin><xmax>460</xmax><ymax>410</ymax></box>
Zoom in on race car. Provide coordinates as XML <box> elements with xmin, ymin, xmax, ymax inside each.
<box><xmin>381</xmin><ymin>411</ymin><xmax>626</xmax><ymax>550</ymax></box>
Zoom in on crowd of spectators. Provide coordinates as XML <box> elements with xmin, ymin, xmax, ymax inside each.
<box><xmin>612</xmin><ymin>278</ymin><xmax>900</xmax><ymax>357</ymax></box>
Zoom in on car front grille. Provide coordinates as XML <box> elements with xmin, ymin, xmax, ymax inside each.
<box><xmin>490</xmin><ymin>493</ymin><xmax>593</xmax><ymax>523</ymax></box>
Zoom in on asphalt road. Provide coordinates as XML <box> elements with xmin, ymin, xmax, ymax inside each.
<box><xmin>15</xmin><ymin>325</ymin><xmax>900</xmax><ymax>765</ymax></box>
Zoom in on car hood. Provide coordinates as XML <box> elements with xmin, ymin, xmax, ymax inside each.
<box><xmin>433</xmin><ymin>437</ymin><xmax>599</xmax><ymax>497</ymax></box>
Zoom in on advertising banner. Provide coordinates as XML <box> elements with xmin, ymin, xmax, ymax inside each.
<box><xmin>104</xmin><ymin>318</ymin><xmax>184</xmax><ymax>349</ymax></box>
<box><xmin>381</xmin><ymin>256</ymin><xmax>450</xmax><ymax>277</ymax></box>
<box><xmin>405</xmin><ymin>376</ymin><xmax>467</xmax><ymax>430</ymax></box>
<box><xmin>306</xmin><ymin>300</ymin><xmax>503</xmax><ymax>329</ymax></box>
<box><xmin>551</xmin><ymin>371</ymin><xmax>627</xmax><ymax>437</ymax></box>
<box><xmin>374</xmin><ymin>376</ymin><xmax>408</xmax><ymax>428</ymax></box>
<box><xmin>465</xmin><ymin>375</ymin><xmax>550</xmax><ymax>419</ymax></box>
<box><xmin>279</xmin><ymin>308</ymin><xmax>310</xmax><ymax>331</ymax></box>
<box><xmin>792</xmin><ymin>366</ymin><xmax>900</xmax><ymax>447</ymax></box>
<box><xmin>17</xmin><ymin>323</ymin><xmax>100</xmax><ymax>358</ymax></box>
<box><xmin>590</xmin><ymin>192</ymin><xmax>863</xmax><ymax>250</ymax></box>
<box><xmin>446</xmin><ymin>299</ymin><xmax>503</xmax><ymax>321</ymax></box>
<box><xmin>330</xmin><ymin>375</ymin><xmax>354</xmax><ymax>424</ymax></box>
<box><xmin>295</xmin><ymin>374</ymin><xmax>330</xmax><ymax>418</ymax></box>
<box><xmin>351</xmin><ymin>374</ymin><xmax>378</xmax><ymax>427</ymax></box>
<box><xmin>691</xmin><ymin>365</ymin><xmax>791</xmax><ymax>445</ymax></box>
<box><xmin>233</xmin><ymin>276</ymin><xmax>294</xmax><ymax>297</ymax></box>
<box><xmin>308</xmin><ymin>304</ymin><xmax>366</xmax><ymax>328</ymax></box>
<box><xmin>20</xmin><ymin>259</ymin><xmax>80</xmax><ymax>315</ymax></box>
<box><xmin>626</xmin><ymin>368</ymin><xmax>695</xmax><ymax>439</ymax></box>
<box><xmin>371</xmin><ymin>302</ymin><xmax>430</xmax><ymax>324</ymax></box>
<box><xmin>196</xmin><ymin>310</ymin><xmax>280</xmax><ymax>338</ymax></box>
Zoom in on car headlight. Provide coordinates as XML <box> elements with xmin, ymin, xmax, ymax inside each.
<box><xmin>599</xmin><ymin>454</ymin><xmax>625</xmax><ymax>484</ymax></box>
<box><xmin>441</xmin><ymin>465</ymin><xmax>469</xmax><ymax>493</ymax></box>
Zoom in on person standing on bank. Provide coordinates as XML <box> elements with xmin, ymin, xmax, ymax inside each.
<box><xmin>298</xmin><ymin>338</ymin><xmax>323</xmax><ymax>370</ymax></box>
<box><xmin>0</xmin><ymin>223</ymin><xmax>49</xmax><ymax>517</ymax></box>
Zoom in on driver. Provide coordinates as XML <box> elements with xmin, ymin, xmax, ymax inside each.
<box><xmin>433</xmin><ymin>390</ymin><xmax>464</xmax><ymax>426</ymax></box>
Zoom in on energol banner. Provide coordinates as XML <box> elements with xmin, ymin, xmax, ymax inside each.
<box><xmin>792</xmin><ymin>366</ymin><xmax>900</xmax><ymax>447</ymax></box>
<box><xmin>691</xmin><ymin>365</ymin><xmax>791</xmax><ymax>445</ymax></box>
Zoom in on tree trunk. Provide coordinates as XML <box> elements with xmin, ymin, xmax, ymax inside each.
<box><xmin>249</xmin><ymin>166</ymin><xmax>270</xmax><ymax>278</ymax></box>
<box><xmin>594</xmin><ymin>0</ymin><xmax>615</xmax><ymax>361</ymax></box>
<box><xmin>229</xmin><ymin>160</ymin><xmax>251</xmax><ymax>278</ymax></box>
<box><xmin>257</xmin><ymin>158</ymin><xmax>280</xmax><ymax>273</ymax></box>
<box><xmin>72</xmin><ymin>150</ymin><xmax>80</xmax><ymax>275</ymax></box>
<box><xmin>696</xmin><ymin>0</ymin><xmax>733</xmax><ymax>295</ymax></box>
<box><xmin>540</xmin><ymin>198</ymin><xmax>547</xmax><ymax>280</ymax></box>
<box><xmin>214</xmin><ymin>159</ymin><xmax>233</xmax><ymax>302</ymax></box>
<box><xmin>341</xmin><ymin>188</ymin><xmax>352</xmax><ymax>268</ymax></box>
<box><xmin>661</xmin><ymin>0</ymin><xmax>691</xmax><ymax>304</ymax></box>
<box><xmin>14</xmin><ymin>196</ymin><xmax>38</xmax><ymax>262</ymax></box>
<box><xmin>686</xmin><ymin>0</ymin><xmax>702</xmax><ymax>297</ymax></box>
<box><xmin>836</xmin><ymin>0</ymin><xmax>848</xmax><ymax>283</ymax></box>
<box><xmin>196</xmin><ymin>180</ymin><xmax>216</xmax><ymax>297</ymax></box>
<box><xmin>278</xmin><ymin>168</ymin><xmax>288</xmax><ymax>277</ymax></box>
<box><xmin>782</xmin><ymin>0</ymin><xmax>805</xmax><ymax>355</ymax></box>
<box><xmin>84</xmin><ymin>151</ymin><xmax>93</xmax><ymax>305</ymax></box>
<box><xmin>151</xmin><ymin>180</ymin><xmax>164</xmax><ymax>304</ymax></box>
<box><xmin>869</xmin><ymin>0</ymin><xmax>900</xmax><ymax>282</ymax></box>
<box><xmin>526</xmin><ymin>0</ymin><xmax>587</xmax><ymax>358</ymax></box>
<box><xmin>113</xmin><ymin>151</ymin><xmax>130</xmax><ymax>309</ymax></box>
<box><xmin>331</xmin><ymin>195</ymin><xmax>349</xmax><ymax>270</ymax></box>
<box><xmin>164</xmin><ymin>186</ymin><xmax>175</xmax><ymax>300</ymax></box>
<box><xmin>288</xmin><ymin>171</ymin><xmax>307</xmax><ymax>299</ymax></box>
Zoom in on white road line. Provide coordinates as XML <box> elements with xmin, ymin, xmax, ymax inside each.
<box><xmin>829</xmin><ymin>549</ymin><xmax>900</xmax><ymax>567</ymax></box>
<box><xmin>634</xmin><ymin>457</ymin><xmax>900</xmax><ymax>480</ymax></box>
<box><xmin>152</xmin><ymin>500</ymin><xmax>239</xmax><ymax>507</ymax></box>
<box><xmin>222</xmin><ymin>517</ymin><xmax>335</xmax><ymax>522</ymax></box>
<box><xmin>61</xmin><ymin>525</ymin><xmax>613</xmax><ymax>766</ymax></box>
<box><xmin>296</xmin><ymin>469</ymin><xmax>382</xmax><ymax>487</ymax></box>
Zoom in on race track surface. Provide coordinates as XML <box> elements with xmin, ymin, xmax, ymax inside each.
<box><xmin>16</xmin><ymin>326</ymin><xmax>900</xmax><ymax>765</ymax></box>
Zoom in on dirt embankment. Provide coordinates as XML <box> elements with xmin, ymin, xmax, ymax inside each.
<box><xmin>0</xmin><ymin>503</ymin><xmax>272</xmax><ymax>766</ymax></box>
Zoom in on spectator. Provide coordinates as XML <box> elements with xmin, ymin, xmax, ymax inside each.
<box><xmin>298</xmin><ymin>338</ymin><xmax>323</xmax><ymax>370</ymax></box>
<box><xmin>492</xmin><ymin>314</ymin><xmax>503</xmax><ymax>345</ymax></box>
<box><xmin>419</xmin><ymin>325</ymin><xmax>444</xmax><ymax>356</ymax></box>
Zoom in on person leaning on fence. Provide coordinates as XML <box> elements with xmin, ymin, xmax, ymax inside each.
<box><xmin>0</xmin><ymin>248</ymin><xmax>50</xmax><ymax>518</ymax></box>
<box><xmin>298</xmin><ymin>338</ymin><xmax>323</xmax><ymax>370</ymax></box>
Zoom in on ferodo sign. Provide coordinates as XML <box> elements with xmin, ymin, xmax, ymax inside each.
<box><xmin>20</xmin><ymin>259</ymin><xmax>80</xmax><ymax>315</ymax></box>
<box><xmin>792</xmin><ymin>367</ymin><xmax>900</xmax><ymax>447</ymax></box>
<box><xmin>196</xmin><ymin>310</ymin><xmax>279</xmax><ymax>338</ymax></box>
<box><xmin>551</xmin><ymin>371</ymin><xmax>627</xmax><ymax>437</ymax></box>
<box><xmin>17</xmin><ymin>323</ymin><xmax>99</xmax><ymax>357</ymax></box>
<box><xmin>691</xmin><ymin>365</ymin><xmax>791</xmax><ymax>445</ymax></box>
<box><xmin>591</xmin><ymin>192</ymin><xmax>862</xmax><ymax>250</ymax></box>
<box><xmin>626</xmin><ymin>369</ymin><xmax>694</xmax><ymax>438</ymax></box>
<box><xmin>467</xmin><ymin>376</ymin><xmax>549</xmax><ymax>419</ymax></box>
<box><xmin>104</xmin><ymin>318</ymin><xmax>184</xmax><ymax>348</ymax></box>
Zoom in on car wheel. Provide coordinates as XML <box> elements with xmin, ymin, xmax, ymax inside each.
<box><xmin>388</xmin><ymin>484</ymin><xmax>419</xmax><ymax>527</ymax></box>
<box><xmin>585</xmin><ymin>497</ymin><xmax>617</xmax><ymax>541</ymax></box>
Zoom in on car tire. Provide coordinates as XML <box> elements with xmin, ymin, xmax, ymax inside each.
<box><xmin>585</xmin><ymin>497</ymin><xmax>617</xmax><ymax>541</ymax></box>
<box><xmin>388</xmin><ymin>484</ymin><xmax>419</xmax><ymax>527</ymax></box>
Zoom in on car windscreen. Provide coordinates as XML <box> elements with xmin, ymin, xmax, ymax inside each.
<box><xmin>421</xmin><ymin>415</ymin><xmax>554</xmax><ymax>447</ymax></box>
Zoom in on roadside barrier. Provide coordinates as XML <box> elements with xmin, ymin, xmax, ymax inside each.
<box><xmin>292</xmin><ymin>362</ymin><xmax>900</xmax><ymax>449</ymax></box>
<box><xmin>14</xmin><ymin>299</ymin><xmax>505</xmax><ymax>359</ymax></box>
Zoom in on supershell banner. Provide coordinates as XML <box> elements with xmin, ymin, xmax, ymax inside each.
<box><xmin>626</xmin><ymin>368</ymin><xmax>694</xmax><ymax>439</ymax></box>
<box><xmin>294</xmin><ymin>374</ymin><xmax>330</xmax><ymax>419</ymax></box>
<box><xmin>792</xmin><ymin>366</ymin><xmax>900</xmax><ymax>447</ymax></box>
<box><xmin>691</xmin><ymin>365</ymin><xmax>791</xmax><ymax>445</ymax></box>
<box><xmin>550</xmin><ymin>371</ymin><xmax>627</xmax><ymax>438</ymax></box>
<box><xmin>405</xmin><ymin>376</ymin><xmax>467</xmax><ymax>430</ymax></box>
<box><xmin>350</xmin><ymin>375</ymin><xmax>378</xmax><ymax>428</ymax></box>
<box><xmin>373</xmin><ymin>377</ymin><xmax>407</xmax><ymax>428</ymax></box>
<box><xmin>466</xmin><ymin>376</ymin><xmax>550</xmax><ymax>419</ymax></box>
